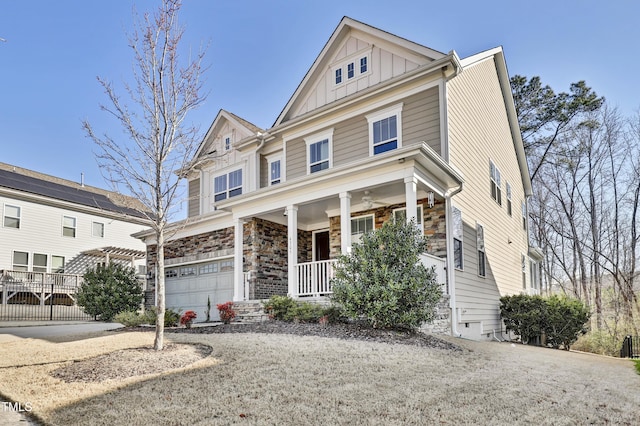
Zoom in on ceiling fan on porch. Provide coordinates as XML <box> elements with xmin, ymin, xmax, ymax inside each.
<box><xmin>361</xmin><ymin>191</ymin><xmax>387</xmax><ymax>210</ymax></box>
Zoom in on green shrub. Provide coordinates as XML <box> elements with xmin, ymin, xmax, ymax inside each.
<box><xmin>500</xmin><ymin>294</ymin><xmax>546</xmax><ymax>344</ymax></box>
<box><xmin>142</xmin><ymin>307</ymin><xmax>181</xmax><ymax>327</ymax></box>
<box><xmin>544</xmin><ymin>295</ymin><xmax>590</xmax><ymax>350</ymax></box>
<box><xmin>330</xmin><ymin>219</ymin><xmax>442</xmax><ymax>330</ymax></box>
<box><xmin>263</xmin><ymin>295</ymin><xmax>297</xmax><ymax>321</ymax></box>
<box><xmin>114</xmin><ymin>311</ymin><xmax>146</xmax><ymax>327</ymax></box>
<box><xmin>500</xmin><ymin>294</ymin><xmax>590</xmax><ymax>349</ymax></box>
<box><xmin>572</xmin><ymin>329</ymin><xmax>620</xmax><ymax>356</ymax></box>
<box><xmin>76</xmin><ymin>263</ymin><xmax>143</xmax><ymax>321</ymax></box>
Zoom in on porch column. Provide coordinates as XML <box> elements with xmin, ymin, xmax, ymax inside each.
<box><xmin>405</xmin><ymin>176</ymin><xmax>418</xmax><ymax>224</ymax></box>
<box><xmin>233</xmin><ymin>218</ymin><xmax>245</xmax><ymax>301</ymax></box>
<box><xmin>286</xmin><ymin>205</ymin><xmax>298</xmax><ymax>297</ymax></box>
<box><xmin>340</xmin><ymin>192</ymin><xmax>352</xmax><ymax>254</ymax></box>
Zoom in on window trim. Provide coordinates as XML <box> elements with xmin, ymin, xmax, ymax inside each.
<box><xmin>12</xmin><ymin>250</ymin><xmax>29</xmax><ymax>271</ymax></box>
<box><xmin>33</xmin><ymin>253</ymin><xmax>48</xmax><ymax>273</ymax></box>
<box><xmin>331</xmin><ymin>49</ymin><xmax>372</xmax><ymax>87</ymax></box>
<box><xmin>92</xmin><ymin>221</ymin><xmax>105</xmax><ymax>238</ymax></box>
<box><xmin>490</xmin><ymin>160</ymin><xmax>502</xmax><ymax>206</ymax></box>
<box><xmin>266</xmin><ymin>153</ymin><xmax>283</xmax><ymax>186</ymax></box>
<box><xmin>522</xmin><ymin>200</ymin><xmax>528</xmax><ymax>231</ymax></box>
<box><xmin>392</xmin><ymin>205</ymin><xmax>424</xmax><ymax>232</ymax></box>
<box><xmin>62</xmin><ymin>215</ymin><xmax>77</xmax><ymax>238</ymax></box>
<box><xmin>476</xmin><ymin>223</ymin><xmax>486</xmax><ymax>278</ymax></box>
<box><xmin>305</xmin><ymin>129</ymin><xmax>333</xmax><ymax>175</ymax></box>
<box><xmin>452</xmin><ymin>206</ymin><xmax>463</xmax><ymax>271</ymax></box>
<box><xmin>506</xmin><ymin>182</ymin><xmax>512</xmax><ymax>216</ymax></box>
<box><xmin>223</xmin><ymin>133</ymin><xmax>232</xmax><ymax>152</ymax></box>
<box><xmin>350</xmin><ymin>214</ymin><xmax>375</xmax><ymax>245</ymax></box>
<box><xmin>3</xmin><ymin>204</ymin><xmax>21</xmax><ymax>229</ymax></box>
<box><xmin>52</xmin><ymin>255</ymin><xmax>65</xmax><ymax>273</ymax></box>
<box><xmin>366</xmin><ymin>103</ymin><xmax>403</xmax><ymax>156</ymax></box>
<box><xmin>213</xmin><ymin>168</ymin><xmax>243</xmax><ymax>202</ymax></box>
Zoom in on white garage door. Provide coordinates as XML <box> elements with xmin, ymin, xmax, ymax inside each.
<box><xmin>165</xmin><ymin>259</ymin><xmax>234</xmax><ymax>322</ymax></box>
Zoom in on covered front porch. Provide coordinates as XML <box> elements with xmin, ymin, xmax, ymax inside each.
<box><xmin>226</xmin><ymin>144</ymin><xmax>463</xmax><ymax>302</ymax></box>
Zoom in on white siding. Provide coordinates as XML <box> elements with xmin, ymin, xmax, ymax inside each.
<box><xmin>0</xmin><ymin>195</ymin><xmax>147</xmax><ymax>274</ymax></box>
<box><xmin>447</xmin><ymin>58</ymin><xmax>529</xmax><ymax>339</ymax></box>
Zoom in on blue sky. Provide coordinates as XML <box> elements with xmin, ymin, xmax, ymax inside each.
<box><xmin>1</xmin><ymin>1</ymin><xmax>638</xmax><ymax>218</ymax></box>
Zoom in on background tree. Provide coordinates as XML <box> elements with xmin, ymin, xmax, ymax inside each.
<box><xmin>83</xmin><ymin>0</ymin><xmax>208</xmax><ymax>350</ymax></box>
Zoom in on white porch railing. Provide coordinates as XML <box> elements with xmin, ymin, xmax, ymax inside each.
<box><xmin>419</xmin><ymin>253</ymin><xmax>447</xmax><ymax>292</ymax></box>
<box><xmin>294</xmin><ymin>259</ymin><xmax>337</xmax><ymax>297</ymax></box>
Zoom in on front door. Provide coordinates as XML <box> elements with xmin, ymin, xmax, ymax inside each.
<box><xmin>314</xmin><ymin>231</ymin><xmax>330</xmax><ymax>261</ymax></box>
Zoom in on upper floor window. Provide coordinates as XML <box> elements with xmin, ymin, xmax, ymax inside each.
<box><xmin>332</xmin><ymin>52</ymin><xmax>371</xmax><ymax>86</ymax></box>
<box><xmin>63</xmin><ymin>216</ymin><xmax>76</xmax><ymax>238</ymax></box>
<box><xmin>33</xmin><ymin>253</ymin><xmax>47</xmax><ymax>273</ymax></box>
<box><xmin>522</xmin><ymin>200</ymin><xmax>527</xmax><ymax>231</ymax></box>
<box><xmin>360</xmin><ymin>56</ymin><xmax>368</xmax><ymax>73</ymax></box>
<box><xmin>3</xmin><ymin>204</ymin><xmax>21</xmax><ymax>229</ymax></box>
<box><xmin>223</xmin><ymin>133</ymin><xmax>232</xmax><ymax>151</ymax></box>
<box><xmin>506</xmin><ymin>182</ymin><xmax>512</xmax><ymax>216</ymax></box>
<box><xmin>351</xmin><ymin>214</ymin><xmax>374</xmax><ymax>245</ymax></box>
<box><xmin>13</xmin><ymin>251</ymin><xmax>28</xmax><ymax>271</ymax></box>
<box><xmin>490</xmin><ymin>161</ymin><xmax>502</xmax><ymax>205</ymax></box>
<box><xmin>477</xmin><ymin>223</ymin><xmax>486</xmax><ymax>277</ymax></box>
<box><xmin>305</xmin><ymin>129</ymin><xmax>333</xmax><ymax>174</ymax></box>
<box><xmin>92</xmin><ymin>221</ymin><xmax>105</xmax><ymax>238</ymax></box>
<box><xmin>393</xmin><ymin>205</ymin><xmax>423</xmax><ymax>231</ymax></box>
<box><xmin>270</xmin><ymin>159</ymin><xmax>281</xmax><ymax>185</ymax></box>
<box><xmin>52</xmin><ymin>255</ymin><xmax>65</xmax><ymax>273</ymax></box>
<box><xmin>367</xmin><ymin>103</ymin><xmax>403</xmax><ymax>156</ymax></box>
<box><xmin>452</xmin><ymin>207</ymin><xmax>463</xmax><ymax>270</ymax></box>
<box><xmin>214</xmin><ymin>169</ymin><xmax>243</xmax><ymax>201</ymax></box>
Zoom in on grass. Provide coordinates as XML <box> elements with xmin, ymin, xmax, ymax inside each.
<box><xmin>1</xmin><ymin>330</ymin><xmax>639</xmax><ymax>425</ymax></box>
<box><xmin>634</xmin><ymin>359</ymin><xmax>640</xmax><ymax>375</ymax></box>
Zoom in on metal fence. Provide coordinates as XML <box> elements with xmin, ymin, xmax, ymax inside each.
<box><xmin>620</xmin><ymin>335</ymin><xmax>639</xmax><ymax>358</ymax></box>
<box><xmin>0</xmin><ymin>270</ymin><xmax>92</xmax><ymax>321</ymax></box>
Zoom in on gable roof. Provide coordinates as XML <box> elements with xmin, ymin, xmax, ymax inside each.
<box><xmin>193</xmin><ymin>109</ymin><xmax>264</xmax><ymax>161</ymax></box>
<box><xmin>458</xmin><ymin>47</ymin><xmax>532</xmax><ymax>197</ymax></box>
<box><xmin>0</xmin><ymin>163</ymin><xmax>149</xmax><ymax>220</ymax></box>
<box><xmin>274</xmin><ymin>16</ymin><xmax>447</xmax><ymax>127</ymax></box>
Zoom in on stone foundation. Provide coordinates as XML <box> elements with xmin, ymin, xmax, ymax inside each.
<box><xmin>420</xmin><ymin>294</ymin><xmax>451</xmax><ymax>336</ymax></box>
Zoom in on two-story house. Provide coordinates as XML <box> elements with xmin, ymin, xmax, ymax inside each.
<box><xmin>1</xmin><ymin>163</ymin><xmax>150</xmax><ymax>317</ymax></box>
<box><xmin>137</xmin><ymin>17</ymin><xmax>539</xmax><ymax>338</ymax></box>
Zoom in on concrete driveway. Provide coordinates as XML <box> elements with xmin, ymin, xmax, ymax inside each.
<box><xmin>0</xmin><ymin>321</ymin><xmax>123</xmax><ymax>342</ymax></box>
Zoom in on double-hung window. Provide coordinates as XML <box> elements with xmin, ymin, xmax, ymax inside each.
<box><xmin>33</xmin><ymin>253</ymin><xmax>47</xmax><ymax>273</ymax></box>
<box><xmin>93</xmin><ymin>221</ymin><xmax>105</xmax><ymax>238</ymax></box>
<box><xmin>13</xmin><ymin>251</ymin><xmax>28</xmax><ymax>271</ymax></box>
<box><xmin>393</xmin><ymin>205</ymin><xmax>423</xmax><ymax>231</ymax></box>
<box><xmin>335</xmin><ymin>68</ymin><xmax>342</xmax><ymax>84</ymax></box>
<box><xmin>52</xmin><ymin>255</ymin><xmax>65</xmax><ymax>273</ymax></box>
<box><xmin>305</xmin><ymin>130</ymin><xmax>333</xmax><ymax>174</ymax></box>
<box><xmin>490</xmin><ymin>160</ymin><xmax>502</xmax><ymax>205</ymax></box>
<box><xmin>351</xmin><ymin>215</ymin><xmax>374</xmax><ymax>245</ymax></box>
<box><xmin>223</xmin><ymin>133</ymin><xmax>232</xmax><ymax>151</ymax></box>
<box><xmin>347</xmin><ymin>62</ymin><xmax>355</xmax><ymax>79</ymax></box>
<box><xmin>477</xmin><ymin>223</ymin><xmax>486</xmax><ymax>277</ymax></box>
<box><xmin>452</xmin><ymin>207</ymin><xmax>463</xmax><ymax>270</ymax></box>
<box><xmin>367</xmin><ymin>104</ymin><xmax>403</xmax><ymax>156</ymax></box>
<box><xmin>522</xmin><ymin>201</ymin><xmax>527</xmax><ymax>231</ymax></box>
<box><xmin>506</xmin><ymin>182</ymin><xmax>512</xmax><ymax>216</ymax></box>
<box><xmin>360</xmin><ymin>56</ymin><xmax>368</xmax><ymax>73</ymax></box>
<box><xmin>214</xmin><ymin>169</ymin><xmax>243</xmax><ymax>201</ymax></box>
<box><xmin>63</xmin><ymin>216</ymin><xmax>76</xmax><ymax>238</ymax></box>
<box><xmin>266</xmin><ymin>154</ymin><xmax>282</xmax><ymax>186</ymax></box>
<box><xmin>3</xmin><ymin>204</ymin><xmax>21</xmax><ymax>229</ymax></box>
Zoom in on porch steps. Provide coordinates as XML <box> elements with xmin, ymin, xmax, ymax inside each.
<box><xmin>232</xmin><ymin>300</ymin><xmax>268</xmax><ymax>323</ymax></box>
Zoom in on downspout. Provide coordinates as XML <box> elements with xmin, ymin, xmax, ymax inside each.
<box><xmin>254</xmin><ymin>132</ymin><xmax>269</xmax><ymax>190</ymax></box>
<box><xmin>445</xmin><ymin>184</ymin><xmax>463</xmax><ymax>338</ymax></box>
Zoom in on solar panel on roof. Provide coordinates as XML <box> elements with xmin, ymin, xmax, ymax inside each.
<box><xmin>0</xmin><ymin>169</ymin><xmax>147</xmax><ymax>219</ymax></box>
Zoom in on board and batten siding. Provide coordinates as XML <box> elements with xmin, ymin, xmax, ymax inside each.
<box><xmin>285</xmin><ymin>87</ymin><xmax>441</xmax><ymax>181</ymax></box>
<box><xmin>0</xmin><ymin>195</ymin><xmax>147</xmax><ymax>274</ymax></box>
<box><xmin>188</xmin><ymin>178</ymin><xmax>200</xmax><ymax>218</ymax></box>
<box><xmin>447</xmin><ymin>57</ymin><xmax>529</xmax><ymax>337</ymax></box>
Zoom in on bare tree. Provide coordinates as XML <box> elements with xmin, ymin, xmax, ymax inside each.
<box><xmin>83</xmin><ymin>0</ymin><xmax>207</xmax><ymax>350</ymax></box>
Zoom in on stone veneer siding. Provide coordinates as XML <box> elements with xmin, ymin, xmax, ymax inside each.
<box><xmin>329</xmin><ymin>198</ymin><xmax>447</xmax><ymax>259</ymax></box>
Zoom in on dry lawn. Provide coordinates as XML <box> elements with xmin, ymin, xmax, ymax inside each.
<box><xmin>0</xmin><ymin>329</ymin><xmax>639</xmax><ymax>425</ymax></box>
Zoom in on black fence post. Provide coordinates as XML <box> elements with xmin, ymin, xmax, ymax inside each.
<box><xmin>50</xmin><ymin>282</ymin><xmax>54</xmax><ymax>321</ymax></box>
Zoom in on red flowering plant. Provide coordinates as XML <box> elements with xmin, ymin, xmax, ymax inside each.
<box><xmin>217</xmin><ymin>301</ymin><xmax>236</xmax><ymax>324</ymax></box>
<box><xmin>180</xmin><ymin>310</ymin><xmax>197</xmax><ymax>328</ymax></box>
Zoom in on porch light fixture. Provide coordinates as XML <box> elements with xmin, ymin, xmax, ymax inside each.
<box><xmin>428</xmin><ymin>191</ymin><xmax>435</xmax><ymax>208</ymax></box>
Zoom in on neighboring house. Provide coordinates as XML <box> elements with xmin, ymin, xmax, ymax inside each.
<box><xmin>0</xmin><ymin>162</ymin><xmax>149</xmax><ymax>278</ymax></box>
<box><xmin>136</xmin><ymin>17</ymin><xmax>540</xmax><ymax>337</ymax></box>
